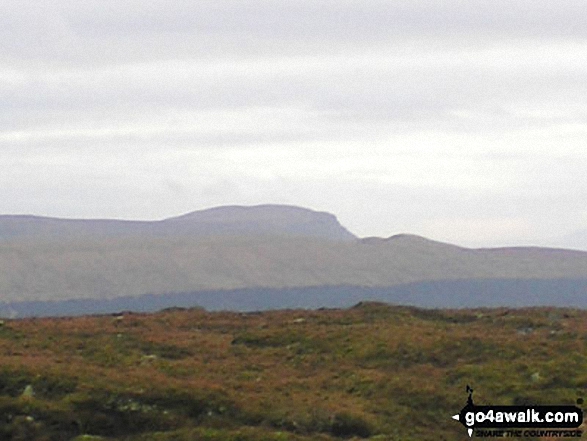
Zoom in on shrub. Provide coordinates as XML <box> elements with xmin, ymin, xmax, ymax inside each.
<box><xmin>331</xmin><ymin>412</ymin><xmax>372</xmax><ymax>438</ymax></box>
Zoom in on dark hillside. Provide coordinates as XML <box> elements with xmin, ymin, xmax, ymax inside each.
<box><xmin>2</xmin><ymin>279</ymin><xmax>587</xmax><ymax>318</ymax></box>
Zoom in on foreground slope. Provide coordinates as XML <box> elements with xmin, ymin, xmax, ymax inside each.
<box><xmin>0</xmin><ymin>303</ymin><xmax>585</xmax><ymax>440</ymax></box>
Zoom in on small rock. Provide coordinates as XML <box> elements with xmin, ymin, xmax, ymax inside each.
<box><xmin>141</xmin><ymin>354</ymin><xmax>158</xmax><ymax>364</ymax></box>
<box><xmin>71</xmin><ymin>435</ymin><xmax>105</xmax><ymax>441</ymax></box>
<box><xmin>22</xmin><ymin>384</ymin><xmax>34</xmax><ymax>398</ymax></box>
<box><xmin>516</xmin><ymin>327</ymin><xmax>533</xmax><ymax>335</ymax></box>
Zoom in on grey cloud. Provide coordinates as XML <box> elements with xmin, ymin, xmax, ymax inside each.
<box><xmin>4</xmin><ymin>44</ymin><xmax>586</xmax><ymax>134</ymax></box>
<box><xmin>3</xmin><ymin>0</ymin><xmax>587</xmax><ymax>130</ymax></box>
<box><xmin>58</xmin><ymin>1</ymin><xmax>587</xmax><ymax>44</ymax></box>
<box><xmin>3</xmin><ymin>1</ymin><xmax>587</xmax><ymax>66</ymax></box>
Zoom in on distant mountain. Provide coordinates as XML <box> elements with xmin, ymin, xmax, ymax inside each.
<box><xmin>0</xmin><ymin>206</ymin><xmax>586</xmax><ymax>315</ymax></box>
<box><xmin>161</xmin><ymin>205</ymin><xmax>357</xmax><ymax>240</ymax></box>
<box><xmin>0</xmin><ymin>205</ymin><xmax>356</xmax><ymax>241</ymax></box>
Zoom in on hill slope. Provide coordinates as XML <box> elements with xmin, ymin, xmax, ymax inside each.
<box><xmin>0</xmin><ymin>206</ymin><xmax>586</xmax><ymax>310</ymax></box>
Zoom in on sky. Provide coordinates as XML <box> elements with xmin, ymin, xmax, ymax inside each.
<box><xmin>1</xmin><ymin>0</ymin><xmax>587</xmax><ymax>249</ymax></box>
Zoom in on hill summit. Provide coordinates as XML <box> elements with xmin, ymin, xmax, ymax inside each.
<box><xmin>162</xmin><ymin>205</ymin><xmax>357</xmax><ymax>240</ymax></box>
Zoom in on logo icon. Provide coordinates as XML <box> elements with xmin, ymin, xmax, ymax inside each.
<box><xmin>452</xmin><ymin>386</ymin><xmax>583</xmax><ymax>438</ymax></box>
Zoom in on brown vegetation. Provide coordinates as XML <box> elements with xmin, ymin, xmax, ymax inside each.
<box><xmin>0</xmin><ymin>303</ymin><xmax>586</xmax><ymax>440</ymax></box>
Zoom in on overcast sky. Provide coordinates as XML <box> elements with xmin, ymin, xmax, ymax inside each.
<box><xmin>2</xmin><ymin>0</ymin><xmax>587</xmax><ymax>249</ymax></box>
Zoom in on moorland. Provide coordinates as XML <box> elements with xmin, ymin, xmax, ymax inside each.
<box><xmin>0</xmin><ymin>302</ymin><xmax>586</xmax><ymax>440</ymax></box>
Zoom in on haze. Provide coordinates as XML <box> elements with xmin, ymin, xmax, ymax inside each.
<box><xmin>2</xmin><ymin>0</ymin><xmax>586</xmax><ymax>249</ymax></box>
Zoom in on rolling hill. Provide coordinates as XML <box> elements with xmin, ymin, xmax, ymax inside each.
<box><xmin>0</xmin><ymin>205</ymin><xmax>586</xmax><ymax>316</ymax></box>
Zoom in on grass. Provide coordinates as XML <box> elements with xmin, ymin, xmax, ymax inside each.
<box><xmin>0</xmin><ymin>303</ymin><xmax>585</xmax><ymax>440</ymax></box>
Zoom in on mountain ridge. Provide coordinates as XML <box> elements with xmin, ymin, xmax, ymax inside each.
<box><xmin>0</xmin><ymin>205</ymin><xmax>586</xmax><ymax>310</ymax></box>
<box><xmin>0</xmin><ymin>204</ymin><xmax>356</xmax><ymax>241</ymax></box>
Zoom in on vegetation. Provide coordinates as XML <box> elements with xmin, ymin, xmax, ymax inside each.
<box><xmin>0</xmin><ymin>303</ymin><xmax>585</xmax><ymax>440</ymax></box>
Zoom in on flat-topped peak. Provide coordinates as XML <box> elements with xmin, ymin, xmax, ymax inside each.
<box><xmin>167</xmin><ymin>204</ymin><xmax>333</xmax><ymax>221</ymax></box>
<box><xmin>163</xmin><ymin>204</ymin><xmax>356</xmax><ymax>240</ymax></box>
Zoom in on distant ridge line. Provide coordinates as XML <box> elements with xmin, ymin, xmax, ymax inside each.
<box><xmin>0</xmin><ymin>204</ymin><xmax>357</xmax><ymax>241</ymax></box>
<box><xmin>1</xmin><ymin>205</ymin><xmax>586</xmax><ymax>308</ymax></box>
<box><xmin>2</xmin><ymin>278</ymin><xmax>587</xmax><ymax>318</ymax></box>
